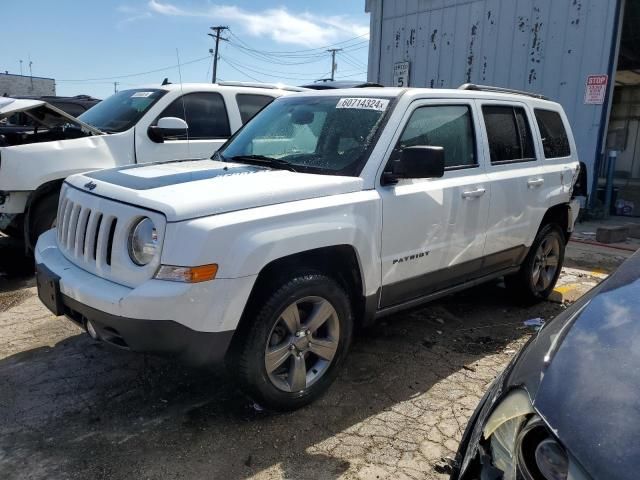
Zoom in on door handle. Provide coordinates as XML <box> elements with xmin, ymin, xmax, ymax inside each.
<box><xmin>461</xmin><ymin>187</ymin><xmax>486</xmax><ymax>199</ymax></box>
<box><xmin>527</xmin><ymin>178</ymin><xmax>545</xmax><ymax>188</ymax></box>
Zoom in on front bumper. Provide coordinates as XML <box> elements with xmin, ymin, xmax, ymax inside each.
<box><xmin>35</xmin><ymin>229</ymin><xmax>258</xmax><ymax>365</ymax></box>
<box><xmin>57</xmin><ymin>289</ymin><xmax>234</xmax><ymax>365</ymax></box>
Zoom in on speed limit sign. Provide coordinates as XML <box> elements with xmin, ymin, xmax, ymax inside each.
<box><xmin>393</xmin><ymin>61</ymin><xmax>410</xmax><ymax>87</ymax></box>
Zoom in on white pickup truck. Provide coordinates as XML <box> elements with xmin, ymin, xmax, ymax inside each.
<box><xmin>35</xmin><ymin>85</ymin><xmax>586</xmax><ymax>410</ymax></box>
<box><xmin>0</xmin><ymin>82</ymin><xmax>301</xmax><ymax>248</ymax></box>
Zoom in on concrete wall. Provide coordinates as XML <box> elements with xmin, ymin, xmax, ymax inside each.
<box><xmin>0</xmin><ymin>73</ymin><xmax>55</xmax><ymax>96</ymax></box>
<box><xmin>366</xmin><ymin>0</ymin><xmax>623</xmax><ymax>189</ymax></box>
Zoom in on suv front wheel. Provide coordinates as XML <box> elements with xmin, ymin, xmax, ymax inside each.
<box><xmin>507</xmin><ymin>224</ymin><xmax>565</xmax><ymax>303</ymax></box>
<box><xmin>232</xmin><ymin>273</ymin><xmax>353</xmax><ymax>411</ymax></box>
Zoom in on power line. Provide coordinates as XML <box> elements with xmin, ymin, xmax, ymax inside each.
<box><xmin>219</xmin><ymin>58</ymin><xmax>263</xmax><ymax>82</ymax></box>
<box><xmin>227</xmin><ymin>30</ymin><xmax>368</xmax><ymax>59</ymax></box>
<box><xmin>342</xmin><ymin>51</ymin><xmax>367</xmax><ymax>68</ymax></box>
<box><xmin>220</xmin><ymin>56</ymin><xmax>360</xmax><ymax>81</ymax></box>
<box><xmin>221</xmin><ymin>55</ymin><xmax>346</xmax><ymax>77</ymax></box>
<box><xmin>226</xmin><ymin>42</ymin><xmax>328</xmax><ymax>66</ymax></box>
<box><xmin>220</xmin><ymin>56</ymin><xmax>358</xmax><ymax>84</ymax></box>
<box><xmin>57</xmin><ymin>55</ymin><xmax>211</xmax><ymax>82</ymax></box>
<box><xmin>228</xmin><ymin>29</ymin><xmax>368</xmax><ymax>55</ymax></box>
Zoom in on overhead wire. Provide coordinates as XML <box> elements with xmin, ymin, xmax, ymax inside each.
<box><xmin>220</xmin><ymin>55</ymin><xmax>362</xmax><ymax>81</ymax></box>
<box><xmin>57</xmin><ymin>55</ymin><xmax>211</xmax><ymax>82</ymax></box>
<box><xmin>228</xmin><ymin>29</ymin><xmax>368</xmax><ymax>55</ymax></box>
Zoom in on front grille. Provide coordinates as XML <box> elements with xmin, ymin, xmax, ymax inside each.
<box><xmin>57</xmin><ymin>198</ymin><xmax>117</xmax><ymax>267</ymax></box>
<box><xmin>56</xmin><ymin>183</ymin><xmax>166</xmax><ymax>288</ymax></box>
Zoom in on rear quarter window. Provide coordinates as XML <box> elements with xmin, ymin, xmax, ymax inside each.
<box><xmin>534</xmin><ymin>109</ymin><xmax>571</xmax><ymax>158</ymax></box>
<box><xmin>236</xmin><ymin>94</ymin><xmax>275</xmax><ymax>124</ymax></box>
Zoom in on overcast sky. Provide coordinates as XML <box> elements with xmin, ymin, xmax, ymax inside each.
<box><xmin>1</xmin><ymin>0</ymin><xmax>370</xmax><ymax>99</ymax></box>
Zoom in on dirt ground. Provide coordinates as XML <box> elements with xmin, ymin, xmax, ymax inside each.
<box><xmin>0</xmin><ymin>233</ymin><xmax>632</xmax><ymax>480</ymax></box>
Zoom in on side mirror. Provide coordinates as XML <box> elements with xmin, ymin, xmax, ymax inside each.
<box><xmin>148</xmin><ymin>116</ymin><xmax>189</xmax><ymax>143</ymax></box>
<box><xmin>382</xmin><ymin>146</ymin><xmax>445</xmax><ymax>185</ymax></box>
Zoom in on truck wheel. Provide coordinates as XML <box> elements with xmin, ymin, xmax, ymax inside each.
<box><xmin>506</xmin><ymin>224</ymin><xmax>565</xmax><ymax>303</ymax></box>
<box><xmin>233</xmin><ymin>273</ymin><xmax>353</xmax><ymax>411</ymax></box>
<box><xmin>29</xmin><ymin>192</ymin><xmax>59</xmax><ymax>249</ymax></box>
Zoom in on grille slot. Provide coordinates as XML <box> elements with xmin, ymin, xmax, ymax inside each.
<box><xmin>92</xmin><ymin>214</ymin><xmax>103</xmax><ymax>261</ymax></box>
<box><xmin>106</xmin><ymin>218</ymin><xmax>117</xmax><ymax>266</ymax></box>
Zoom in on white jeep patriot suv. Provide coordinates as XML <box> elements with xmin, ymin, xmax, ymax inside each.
<box><xmin>35</xmin><ymin>85</ymin><xmax>585</xmax><ymax>410</ymax></box>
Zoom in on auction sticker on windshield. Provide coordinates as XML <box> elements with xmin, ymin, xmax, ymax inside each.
<box><xmin>131</xmin><ymin>91</ymin><xmax>155</xmax><ymax>98</ymax></box>
<box><xmin>336</xmin><ymin>97</ymin><xmax>390</xmax><ymax>111</ymax></box>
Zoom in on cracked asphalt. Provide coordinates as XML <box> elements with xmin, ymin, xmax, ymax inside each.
<box><xmin>0</xmin><ymin>233</ymin><xmax>628</xmax><ymax>480</ymax></box>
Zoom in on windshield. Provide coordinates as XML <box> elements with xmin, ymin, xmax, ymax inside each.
<box><xmin>217</xmin><ymin>95</ymin><xmax>393</xmax><ymax>176</ymax></box>
<box><xmin>78</xmin><ymin>89</ymin><xmax>166</xmax><ymax>132</ymax></box>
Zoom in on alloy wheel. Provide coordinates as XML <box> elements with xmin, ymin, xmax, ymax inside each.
<box><xmin>531</xmin><ymin>235</ymin><xmax>560</xmax><ymax>293</ymax></box>
<box><xmin>264</xmin><ymin>296</ymin><xmax>340</xmax><ymax>393</ymax></box>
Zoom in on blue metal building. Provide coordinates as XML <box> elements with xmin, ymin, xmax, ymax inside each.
<box><xmin>365</xmin><ymin>0</ymin><xmax>640</xmax><ymax>214</ymax></box>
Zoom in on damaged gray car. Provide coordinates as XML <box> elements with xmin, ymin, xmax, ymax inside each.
<box><xmin>452</xmin><ymin>250</ymin><xmax>640</xmax><ymax>480</ymax></box>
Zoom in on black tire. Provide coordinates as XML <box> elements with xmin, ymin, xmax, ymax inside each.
<box><xmin>29</xmin><ymin>192</ymin><xmax>59</xmax><ymax>249</ymax></box>
<box><xmin>231</xmin><ymin>272</ymin><xmax>353</xmax><ymax>411</ymax></box>
<box><xmin>506</xmin><ymin>223</ymin><xmax>565</xmax><ymax>303</ymax></box>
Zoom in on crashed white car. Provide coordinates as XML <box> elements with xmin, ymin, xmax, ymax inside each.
<box><xmin>0</xmin><ymin>82</ymin><xmax>302</xmax><ymax>248</ymax></box>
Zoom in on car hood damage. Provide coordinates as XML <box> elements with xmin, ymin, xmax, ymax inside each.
<box><xmin>505</xmin><ymin>250</ymin><xmax>640</xmax><ymax>480</ymax></box>
<box><xmin>0</xmin><ymin>97</ymin><xmax>103</xmax><ymax>147</ymax></box>
<box><xmin>68</xmin><ymin>159</ymin><xmax>364</xmax><ymax>221</ymax></box>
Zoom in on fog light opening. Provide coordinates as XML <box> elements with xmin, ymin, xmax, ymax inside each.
<box><xmin>86</xmin><ymin>320</ymin><xmax>100</xmax><ymax>340</ymax></box>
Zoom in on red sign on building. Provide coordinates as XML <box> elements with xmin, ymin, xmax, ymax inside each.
<box><xmin>584</xmin><ymin>75</ymin><xmax>608</xmax><ymax>105</ymax></box>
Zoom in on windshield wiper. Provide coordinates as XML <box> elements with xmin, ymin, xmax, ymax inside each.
<box><xmin>229</xmin><ymin>154</ymin><xmax>297</xmax><ymax>172</ymax></box>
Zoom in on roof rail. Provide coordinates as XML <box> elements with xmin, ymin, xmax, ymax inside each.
<box><xmin>458</xmin><ymin>83</ymin><xmax>549</xmax><ymax>100</ymax></box>
<box><xmin>217</xmin><ymin>81</ymin><xmax>308</xmax><ymax>92</ymax></box>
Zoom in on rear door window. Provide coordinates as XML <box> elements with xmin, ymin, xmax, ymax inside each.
<box><xmin>482</xmin><ymin>105</ymin><xmax>536</xmax><ymax>163</ymax></box>
<box><xmin>236</xmin><ymin>94</ymin><xmax>275</xmax><ymax>124</ymax></box>
<box><xmin>534</xmin><ymin>109</ymin><xmax>571</xmax><ymax>158</ymax></box>
<box><xmin>157</xmin><ymin>92</ymin><xmax>230</xmax><ymax>139</ymax></box>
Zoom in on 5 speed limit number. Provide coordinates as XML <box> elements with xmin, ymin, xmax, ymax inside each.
<box><xmin>393</xmin><ymin>62</ymin><xmax>410</xmax><ymax>87</ymax></box>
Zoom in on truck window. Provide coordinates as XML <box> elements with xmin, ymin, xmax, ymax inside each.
<box><xmin>534</xmin><ymin>109</ymin><xmax>571</xmax><ymax>158</ymax></box>
<box><xmin>78</xmin><ymin>88</ymin><xmax>166</xmax><ymax>133</ymax></box>
<box><xmin>158</xmin><ymin>92</ymin><xmax>231</xmax><ymax>139</ymax></box>
<box><xmin>483</xmin><ymin>105</ymin><xmax>535</xmax><ymax>163</ymax></box>
<box><xmin>236</xmin><ymin>94</ymin><xmax>275</xmax><ymax>124</ymax></box>
<box><xmin>396</xmin><ymin>105</ymin><xmax>477</xmax><ymax>169</ymax></box>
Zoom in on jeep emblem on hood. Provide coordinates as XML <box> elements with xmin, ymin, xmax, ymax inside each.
<box><xmin>84</xmin><ymin>181</ymin><xmax>97</xmax><ymax>191</ymax></box>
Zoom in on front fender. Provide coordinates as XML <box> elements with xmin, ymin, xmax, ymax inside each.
<box><xmin>161</xmin><ymin>191</ymin><xmax>383</xmax><ymax>297</ymax></box>
<box><xmin>0</xmin><ymin>131</ymin><xmax>134</xmax><ymax>191</ymax></box>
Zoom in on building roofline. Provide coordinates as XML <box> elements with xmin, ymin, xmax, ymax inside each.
<box><xmin>0</xmin><ymin>72</ymin><xmax>55</xmax><ymax>81</ymax></box>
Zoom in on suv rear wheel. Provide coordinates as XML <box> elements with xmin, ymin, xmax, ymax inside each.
<box><xmin>232</xmin><ymin>272</ymin><xmax>353</xmax><ymax>411</ymax></box>
<box><xmin>506</xmin><ymin>224</ymin><xmax>565</xmax><ymax>303</ymax></box>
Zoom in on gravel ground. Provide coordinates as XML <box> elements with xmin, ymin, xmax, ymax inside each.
<box><xmin>0</xmin><ymin>234</ymin><xmax>626</xmax><ymax>480</ymax></box>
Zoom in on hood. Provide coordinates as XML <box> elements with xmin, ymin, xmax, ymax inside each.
<box><xmin>506</xmin><ymin>250</ymin><xmax>640</xmax><ymax>480</ymax></box>
<box><xmin>0</xmin><ymin>97</ymin><xmax>103</xmax><ymax>135</ymax></box>
<box><xmin>68</xmin><ymin>159</ymin><xmax>364</xmax><ymax>221</ymax></box>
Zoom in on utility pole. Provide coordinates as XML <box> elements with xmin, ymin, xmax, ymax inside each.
<box><xmin>114</xmin><ymin>81</ymin><xmax>119</xmax><ymax>93</ymax></box>
<box><xmin>327</xmin><ymin>48</ymin><xmax>342</xmax><ymax>81</ymax></box>
<box><xmin>208</xmin><ymin>26</ymin><xmax>228</xmax><ymax>83</ymax></box>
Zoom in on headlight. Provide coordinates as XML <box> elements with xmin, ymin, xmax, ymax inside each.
<box><xmin>517</xmin><ymin>418</ymin><xmax>569</xmax><ymax>480</ymax></box>
<box><xmin>535</xmin><ymin>439</ymin><xmax>569</xmax><ymax>480</ymax></box>
<box><xmin>128</xmin><ymin>217</ymin><xmax>158</xmax><ymax>266</ymax></box>
<box><xmin>481</xmin><ymin>390</ymin><xmax>579</xmax><ymax>480</ymax></box>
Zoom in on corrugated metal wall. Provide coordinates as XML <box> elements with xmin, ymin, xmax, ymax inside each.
<box><xmin>366</xmin><ymin>0</ymin><xmax>622</xmax><ymax>188</ymax></box>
